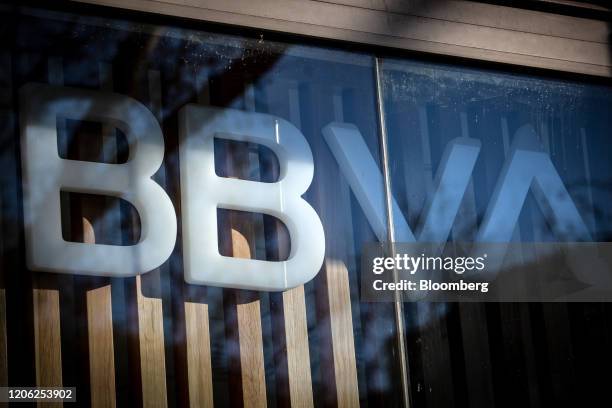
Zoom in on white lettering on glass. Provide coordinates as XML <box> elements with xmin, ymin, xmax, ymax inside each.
<box><xmin>19</xmin><ymin>83</ymin><xmax>596</xmax><ymax>289</ymax></box>
<box><xmin>20</xmin><ymin>83</ymin><xmax>177</xmax><ymax>276</ymax></box>
<box><xmin>179</xmin><ymin>105</ymin><xmax>325</xmax><ymax>291</ymax></box>
<box><xmin>323</xmin><ymin>122</ymin><xmax>481</xmax><ymax>244</ymax></box>
<box><xmin>324</xmin><ymin>121</ymin><xmax>596</xmax><ymax>283</ymax></box>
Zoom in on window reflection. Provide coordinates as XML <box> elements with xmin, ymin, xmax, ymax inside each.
<box><xmin>0</xmin><ymin>6</ymin><xmax>401</xmax><ymax>406</ymax></box>
<box><xmin>381</xmin><ymin>59</ymin><xmax>612</xmax><ymax>407</ymax></box>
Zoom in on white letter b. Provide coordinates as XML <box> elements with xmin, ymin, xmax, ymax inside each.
<box><xmin>20</xmin><ymin>83</ymin><xmax>177</xmax><ymax>277</ymax></box>
<box><xmin>179</xmin><ymin>105</ymin><xmax>325</xmax><ymax>291</ymax></box>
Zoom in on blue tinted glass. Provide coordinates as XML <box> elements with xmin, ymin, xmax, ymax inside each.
<box><xmin>382</xmin><ymin>58</ymin><xmax>612</xmax><ymax>407</ymax></box>
<box><xmin>0</xmin><ymin>6</ymin><xmax>402</xmax><ymax>407</ymax></box>
<box><xmin>382</xmin><ymin>59</ymin><xmax>612</xmax><ymax>243</ymax></box>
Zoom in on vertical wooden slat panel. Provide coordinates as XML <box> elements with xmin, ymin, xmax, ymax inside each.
<box><xmin>282</xmin><ymin>285</ymin><xmax>313</xmax><ymax>407</ymax></box>
<box><xmin>324</xmin><ymin>87</ymin><xmax>359</xmax><ymax>408</ymax></box>
<box><xmin>33</xmin><ymin>289</ymin><xmax>63</xmax><ymax>408</ymax></box>
<box><xmin>87</xmin><ymin>285</ymin><xmax>116</xmax><ymax>408</ymax></box>
<box><xmin>185</xmin><ymin>302</ymin><xmax>214</xmax><ymax>408</ymax></box>
<box><xmin>137</xmin><ymin>276</ymin><xmax>167</xmax><ymax>408</ymax></box>
<box><xmin>85</xmin><ymin>62</ymin><xmax>117</xmax><ymax>408</ymax></box>
<box><xmin>281</xmin><ymin>80</ymin><xmax>313</xmax><ymax>408</ymax></box>
<box><xmin>236</xmin><ymin>295</ymin><xmax>267</xmax><ymax>408</ymax></box>
<box><xmin>83</xmin><ymin>215</ymin><xmax>115</xmax><ymax>408</ymax></box>
<box><xmin>204</xmin><ymin>67</ymin><xmax>274</xmax><ymax>406</ymax></box>
<box><xmin>306</xmin><ymin>82</ymin><xmax>360</xmax><ymax>407</ymax></box>
<box><xmin>31</xmin><ymin>57</ymin><xmax>65</xmax><ymax>408</ymax></box>
<box><xmin>137</xmin><ymin>69</ymin><xmax>168</xmax><ymax>408</ymax></box>
<box><xmin>184</xmin><ymin>67</ymin><xmax>215</xmax><ymax>408</ymax></box>
<box><xmin>325</xmin><ymin>259</ymin><xmax>359</xmax><ymax>408</ymax></box>
<box><xmin>226</xmin><ymin>79</ymin><xmax>267</xmax><ymax>408</ymax></box>
<box><xmin>232</xmin><ymin>225</ymin><xmax>267</xmax><ymax>407</ymax></box>
<box><xmin>217</xmin><ymin>211</ymin><xmax>267</xmax><ymax>408</ymax></box>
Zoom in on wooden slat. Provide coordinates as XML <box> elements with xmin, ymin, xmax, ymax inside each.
<box><xmin>229</xmin><ymin>226</ymin><xmax>267</xmax><ymax>407</ymax></box>
<box><xmin>136</xmin><ymin>276</ymin><xmax>168</xmax><ymax>408</ymax></box>
<box><xmin>296</xmin><ymin>83</ymin><xmax>361</xmax><ymax>407</ymax></box>
<box><xmin>85</xmin><ymin>63</ymin><xmax>117</xmax><ymax>408</ymax></box>
<box><xmin>282</xmin><ymin>285</ymin><xmax>313</xmax><ymax>408</ymax></box>
<box><xmin>331</xmin><ymin>90</ymin><xmax>359</xmax><ymax>408</ymax></box>
<box><xmin>183</xmin><ymin>68</ymin><xmax>215</xmax><ymax>408</ymax></box>
<box><xmin>223</xmin><ymin>79</ymin><xmax>268</xmax><ymax>408</ymax></box>
<box><xmin>222</xmin><ymin>124</ymin><xmax>267</xmax><ymax>406</ymax></box>
<box><xmin>282</xmin><ymin>81</ymin><xmax>314</xmax><ymax>408</ymax></box>
<box><xmin>325</xmin><ymin>259</ymin><xmax>359</xmax><ymax>408</ymax></box>
<box><xmin>135</xmin><ymin>69</ymin><xmax>168</xmax><ymax>408</ymax></box>
<box><xmin>30</xmin><ymin>57</ymin><xmax>65</xmax><ymax>408</ymax></box>
<box><xmin>41</xmin><ymin>57</ymin><xmax>115</xmax><ymax>408</ymax></box>
<box><xmin>236</xmin><ymin>295</ymin><xmax>267</xmax><ymax>408</ymax></box>
<box><xmin>76</xmin><ymin>0</ymin><xmax>612</xmax><ymax>77</ymax></box>
<box><xmin>33</xmin><ymin>289</ymin><xmax>63</xmax><ymax>407</ymax></box>
<box><xmin>87</xmin><ymin>285</ymin><xmax>116</xmax><ymax>408</ymax></box>
<box><xmin>82</xmin><ymin>213</ymin><xmax>115</xmax><ymax>408</ymax></box>
<box><xmin>185</xmin><ymin>302</ymin><xmax>214</xmax><ymax>408</ymax></box>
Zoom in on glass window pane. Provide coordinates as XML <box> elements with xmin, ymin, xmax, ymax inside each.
<box><xmin>0</xmin><ymin>5</ymin><xmax>402</xmax><ymax>406</ymax></box>
<box><xmin>381</xmin><ymin>58</ymin><xmax>612</xmax><ymax>406</ymax></box>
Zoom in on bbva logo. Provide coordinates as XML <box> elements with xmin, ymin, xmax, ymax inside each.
<box><xmin>19</xmin><ymin>83</ymin><xmax>592</xmax><ymax>291</ymax></box>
